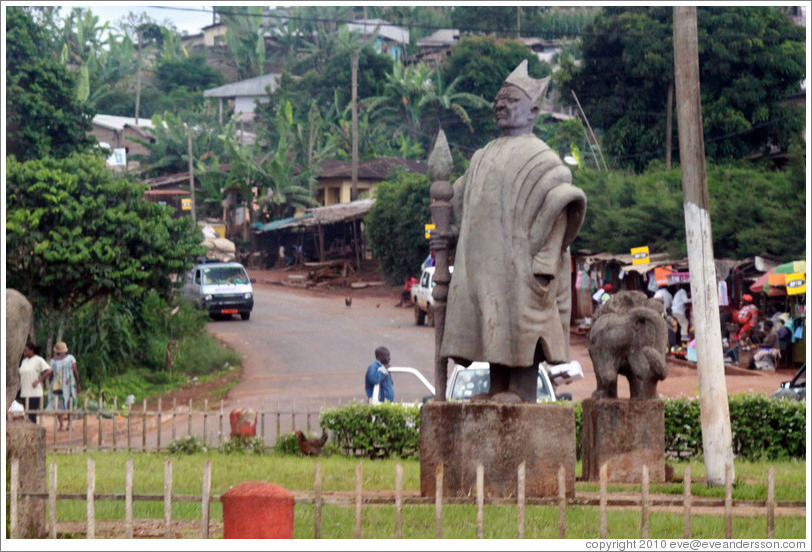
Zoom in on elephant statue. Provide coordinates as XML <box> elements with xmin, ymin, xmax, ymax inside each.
<box><xmin>6</xmin><ymin>289</ymin><xmax>34</xmax><ymax>411</ymax></box>
<box><xmin>588</xmin><ymin>290</ymin><xmax>668</xmax><ymax>400</ymax></box>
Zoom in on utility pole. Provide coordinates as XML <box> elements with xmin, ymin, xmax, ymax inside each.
<box><xmin>673</xmin><ymin>6</ymin><xmax>733</xmax><ymax>486</ymax></box>
<box><xmin>665</xmin><ymin>82</ymin><xmax>674</xmax><ymax>170</ymax></box>
<box><xmin>516</xmin><ymin>7</ymin><xmax>521</xmax><ymax>38</ymax></box>
<box><xmin>187</xmin><ymin>122</ymin><xmax>196</xmax><ymax>224</ymax></box>
<box><xmin>135</xmin><ymin>29</ymin><xmax>142</xmax><ymax>125</ymax></box>
<box><xmin>351</xmin><ymin>50</ymin><xmax>359</xmax><ymax>201</ymax></box>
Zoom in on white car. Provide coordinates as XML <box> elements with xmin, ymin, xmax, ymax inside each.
<box><xmin>412</xmin><ymin>266</ymin><xmax>453</xmax><ymax>327</ymax></box>
<box><xmin>371</xmin><ymin>361</ymin><xmax>583</xmax><ymax>404</ymax></box>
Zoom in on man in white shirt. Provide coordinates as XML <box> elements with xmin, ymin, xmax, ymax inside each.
<box><xmin>671</xmin><ymin>285</ymin><xmax>691</xmax><ymax>342</ymax></box>
<box><xmin>653</xmin><ymin>287</ymin><xmax>672</xmax><ymax>313</ymax></box>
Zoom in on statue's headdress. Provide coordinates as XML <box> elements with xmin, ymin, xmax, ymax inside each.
<box><xmin>504</xmin><ymin>59</ymin><xmax>550</xmax><ymax>107</ymax></box>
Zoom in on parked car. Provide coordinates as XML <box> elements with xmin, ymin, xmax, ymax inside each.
<box><xmin>182</xmin><ymin>261</ymin><xmax>255</xmax><ymax>320</ymax></box>
<box><xmin>412</xmin><ymin>266</ymin><xmax>453</xmax><ymax>327</ymax></box>
<box><xmin>771</xmin><ymin>363</ymin><xmax>806</xmax><ymax>401</ymax></box>
<box><xmin>372</xmin><ymin>361</ymin><xmax>579</xmax><ymax>404</ymax></box>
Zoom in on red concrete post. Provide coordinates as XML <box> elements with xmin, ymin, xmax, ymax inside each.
<box><xmin>221</xmin><ymin>481</ymin><xmax>294</xmax><ymax>538</ymax></box>
<box><xmin>229</xmin><ymin>408</ymin><xmax>257</xmax><ymax>438</ymax></box>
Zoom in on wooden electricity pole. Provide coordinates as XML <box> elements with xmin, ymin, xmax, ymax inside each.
<box><xmin>351</xmin><ymin>50</ymin><xmax>359</xmax><ymax>202</ymax></box>
<box><xmin>665</xmin><ymin>82</ymin><xmax>674</xmax><ymax>170</ymax></box>
<box><xmin>187</xmin><ymin>122</ymin><xmax>196</xmax><ymax>224</ymax></box>
<box><xmin>673</xmin><ymin>6</ymin><xmax>734</xmax><ymax>486</ymax></box>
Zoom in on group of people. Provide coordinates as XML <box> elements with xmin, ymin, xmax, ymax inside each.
<box><xmin>17</xmin><ymin>340</ymin><xmax>80</xmax><ymax>429</ymax></box>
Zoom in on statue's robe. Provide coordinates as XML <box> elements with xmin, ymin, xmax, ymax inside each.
<box><xmin>441</xmin><ymin>134</ymin><xmax>587</xmax><ymax>367</ymax></box>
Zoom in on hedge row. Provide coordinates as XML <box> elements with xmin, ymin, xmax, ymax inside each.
<box><xmin>319</xmin><ymin>395</ymin><xmax>805</xmax><ymax>460</ymax></box>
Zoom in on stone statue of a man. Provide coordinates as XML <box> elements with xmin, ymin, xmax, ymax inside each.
<box><xmin>439</xmin><ymin>60</ymin><xmax>587</xmax><ymax>403</ymax></box>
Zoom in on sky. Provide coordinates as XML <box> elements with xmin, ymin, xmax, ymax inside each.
<box><xmin>84</xmin><ymin>2</ymin><xmax>217</xmax><ymax>36</ymax></box>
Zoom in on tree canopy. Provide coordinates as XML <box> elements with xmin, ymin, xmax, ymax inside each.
<box><xmin>561</xmin><ymin>6</ymin><xmax>806</xmax><ymax>171</ymax></box>
<box><xmin>365</xmin><ymin>171</ymin><xmax>433</xmax><ymax>285</ymax></box>
<box><xmin>5</xmin><ymin>7</ymin><xmax>95</xmax><ymax>161</ymax></box>
<box><xmin>6</xmin><ymin>152</ymin><xmax>206</xmax><ymax>348</ymax></box>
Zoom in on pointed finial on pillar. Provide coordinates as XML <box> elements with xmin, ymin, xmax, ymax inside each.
<box><xmin>428</xmin><ymin>130</ymin><xmax>453</xmax><ymax>182</ymax></box>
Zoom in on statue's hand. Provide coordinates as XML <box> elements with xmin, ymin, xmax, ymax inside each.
<box><xmin>535</xmin><ymin>274</ymin><xmax>552</xmax><ymax>291</ymax></box>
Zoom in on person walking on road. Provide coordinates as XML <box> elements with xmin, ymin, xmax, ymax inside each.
<box><xmin>365</xmin><ymin>346</ymin><xmax>394</xmax><ymax>403</ymax></box>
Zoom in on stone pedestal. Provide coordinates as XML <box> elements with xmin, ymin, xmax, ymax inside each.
<box><xmin>419</xmin><ymin>402</ymin><xmax>576</xmax><ymax>498</ymax></box>
<box><xmin>581</xmin><ymin>398</ymin><xmax>665</xmax><ymax>483</ymax></box>
<box><xmin>6</xmin><ymin>421</ymin><xmax>47</xmax><ymax>538</ymax></box>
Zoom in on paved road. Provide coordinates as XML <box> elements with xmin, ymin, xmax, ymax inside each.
<box><xmin>207</xmin><ymin>283</ymin><xmax>439</xmax><ymax>411</ymax></box>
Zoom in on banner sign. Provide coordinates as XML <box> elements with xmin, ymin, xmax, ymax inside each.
<box><xmin>631</xmin><ymin>246</ymin><xmax>650</xmax><ymax>265</ymax></box>
<box><xmin>181</xmin><ymin>198</ymin><xmax>192</xmax><ymax>211</ymax></box>
<box><xmin>785</xmin><ymin>273</ymin><xmax>806</xmax><ymax>295</ymax></box>
<box><xmin>424</xmin><ymin>223</ymin><xmax>435</xmax><ymax>240</ymax></box>
<box><xmin>666</xmin><ymin>272</ymin><xmax>690</xmax><ymax>285</ymax></box>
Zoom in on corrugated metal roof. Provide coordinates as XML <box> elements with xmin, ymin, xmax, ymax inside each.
<box><xmin>346</xmin><ymin>19</ymin><xmax>409</xmax><ymax>43</ymax></box>
<box><xmin>93</xmin><ymin>114</ymin><xmax>154</xmax><ymax>132</ymax></box>
<box><xmin>252</xmin><ymin>199</ymin><xmax>377</xmax><ymax>233</ymax></box>
<box><xmin>253</xmin><ymin>214</ymin><xmax>314</xmax><ymax>232</ymax></box>
<box><xmin>318</xmin><ymin>157</ymin><xmax>428</xmax><ymax>180</ymax></box>
<box><xmin>204</xmin><ymin>73</ymin><xmax>280</xmax><ymax>99</ymax></box>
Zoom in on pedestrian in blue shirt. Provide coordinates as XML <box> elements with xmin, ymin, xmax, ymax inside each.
<box><xmin>365</xmin><ymin>346</ymin><xmax>394</xmax><ymax>403</ymax></box>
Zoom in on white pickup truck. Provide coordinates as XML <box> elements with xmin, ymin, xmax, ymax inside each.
<box><xmin>411</xmin><ymin>266</ymin><xmax>453</xmax><ymax>326</ymax></box>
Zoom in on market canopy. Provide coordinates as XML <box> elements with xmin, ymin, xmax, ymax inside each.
<box><xmin>749</xmin><ymin>260</ymin><xmax>806</xmax><ymax>296</ymax></box>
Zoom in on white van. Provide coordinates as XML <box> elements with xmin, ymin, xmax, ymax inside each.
<box><xmin>183</xmin><ymin>261</ymin><xmax>255</xmax><ymax>320</ymax></box>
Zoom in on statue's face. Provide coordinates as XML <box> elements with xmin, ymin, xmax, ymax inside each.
<box><xmin>494</xmin><ymin>84</ymin><xmax>537</xmax><ymax>135</ymax></box>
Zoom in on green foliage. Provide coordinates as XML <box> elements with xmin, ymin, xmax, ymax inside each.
<box><xmin>563</xmin><ymin>6</ymin><xmax>805</xmax><ymax>170</ymax></box>
<box><xmin>90</xmin><ymin>369</ymin><xmax>185</xmax><ymax>407</ymax></box>
<box><xmin>5</xmin><ymin>7</ymin><xmax>95</xmax><ymax>161</ymax></box>
<box><xmin>6</xmin><ymin>152</ymin><xmax>206</xmax><ymax>354</ymax></box>
<box><xmin>321</xmin><ymin>402</ymin><xmax>421</xmax><ymax>459</ymax></box>
<box><xmin>167</xmin><ymin>436</ymin><xmax>208</xmax><ymax>455</ymax></box>
<box><xmin>274</xmin><ymin>432</ymin><xmax>304</xmax><ymax>455</ymax></box>
<box><xmin>441</xmin><ymin>36</ymin><xmax>552</xmax><ymax>150</ymax></box>
<box><xmin>364</xmin><ymin>171</ymin><xmax>432</xmax><ymax>285</ymax></box>
<box><xmin>659</xmin><ymin>395</ymin><xmax>806</xmax><ymax>460</ymax></box>
<box><xmin>571</xmin><ymin>161</ymin><xmax>806</xmax><ymax>260</ymax></box>
<box><xmin>218</xmin><ymin>436</ymin><xmax>266</xmax><ymax>455</ymax></box>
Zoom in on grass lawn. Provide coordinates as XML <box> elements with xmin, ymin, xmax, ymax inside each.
<box><xmin>38</xmin><ymin>452</ymin><xmax>807</xmax><ymax>539</ymax></box>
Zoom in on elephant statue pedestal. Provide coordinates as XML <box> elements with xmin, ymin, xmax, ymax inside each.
<box><xmin>581</xmin><ymin>398</ymin><xmax>665</xmax><ymax>483</ymax></box>
<box><xmin>419</xmin><ymin>402</ymin><xmax>576</xmax><ymax>498</ymax></box>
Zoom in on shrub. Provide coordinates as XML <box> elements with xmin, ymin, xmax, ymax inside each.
<box><xmin>167</xmin><ymin>436</ymin><xmax>207</xmax><ymax>455</ymax></box>
<box><xmin>321</xmin><ymin>402</ymin><xmax>421</xmax><ymax>459</ymax></box>
<box><xmin>218</xmin><ymin>436</ymin><xmax>266</xmax><ymax>455</ymax></box>
<box><xmin>274</xmin><ymin>432</ymin><xmax>303</xmax><ymax>456</ymax></box>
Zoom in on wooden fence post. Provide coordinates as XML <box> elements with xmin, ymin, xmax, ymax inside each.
<box><xmin>112</xmin><ymin>396</ymin><xmax>118</xmax><ymax>452</ymax></box>
<box><xmin>435</xmin><ymin>463</ymin><xmax>444</xmax><ymax>539</ymax></box>
<box><xmin>127</xmin><ymin>399</ymin><xmax>133</xmax><ymax>452</ymax></box>
<box><xmin>10</xmin><ymin>459</ymin><xmax>19</xmax><ymax>539</ymax></box>
<box><xmin>201</xmin><ymin>459</ymin><xmax>211</xmax><ymax>539</ymax></box>
<box><xmin>476</xmin><ymin>463</ymin><xmax>484</xmax><ymax>539</ymax></box>
<box><xmin>395</xmin><ymin>463</ymin><xmax>404</xmax><ymax>539</ymax></box>
<box><xmin>600</xmin><ymin>463</ymin><xmax>608</xmax><ymax>539</ymax></box>
<box><xmin>219</xmin><ymin>400</ymin><xmax>224</xmax><ymax>445</ymax></box>
<box><xmin>125</xmin><ymin>458</ymin><xmax>134</xmax><ymax>538</ymax></box>
<box><xmin>725</xmin><ymin>463</ymin><xmax>733</xmax><ymax>539</ymax></box>
<box><xmin>97</xmin><ymin>397</ymin><xmax>103</xmax><ymax>449</ymax></box>
<box><xmin>187</xmin><ymin>398</ymin><xmax>193</xmax><ymax>437</ymax></box>
<box><xmin>641</xmin><ymin>464</ymin><xmax>650</xmax><ymax>538</ymax></box>
<box><xmin>171</xmin><ymin>397</ymin><xmax>177</xmax><ymax>442</ymax></box>
<box><xmin>683</xmin><ymin>464</ymin><xmax>692</xmax><ymax>538</ymax></box>
<box><xmin>767</xmin><ymin>466</ymin><xmax>775</xmax><ymax>539</ymax></box>
<box><xmin>517</xmin><ymin>461</ymin><xmax>525</xmax><ymax>539</ymax></box>
<box><xmin>314</xmin><ymin>462</ymin><xmax>322</xmax><ymax>539</ymax></box>
<box><xmin>354</xmin><ymin>462</ymin><xmax>363</xmax><ymax>539</ymax></box>
<box><xmin>203</xmin><ymin>399</ymin><xmax>209</xmax><ymax>447</ymax></box>
<box><xmin>164</xmin><ymin>459</ymin><xmax>173</xmax><ymax>538</ymax></box>
<box><xmin>558</xmin><ymin>464</ymin><xmax>567</xmax><ymax>538</ymax></box>
<box><xmin>87</xmin><ymin>458</ymin><xmax>96</xmax><ymax>539</ymax></box>
<box><xmin>83</xmin><ymin>397</ymin><xmax>89</xmax><ymax>452</ymax></box>
<box><xmin>142</xmin><ymin>399</ymin><xmax>147</xmax><ymax>451</ymax></box>
<box><xmin>49</xmin><ymin>459</ymin><xmax>57</xmax><ymax>539</ymax></box>
<box><xmin>157</xmin><ymin>398</ymin><xmax>162</xmax><ymax>451</ymax></box>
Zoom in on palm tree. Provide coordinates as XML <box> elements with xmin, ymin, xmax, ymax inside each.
<box><xmin>418</xmin><ymin>69</ymin><xmax>492</xmax><ymax>138</ymax></box>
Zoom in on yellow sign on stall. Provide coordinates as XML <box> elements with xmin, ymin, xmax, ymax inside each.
<box><xmin>631</xmin><ymin>246</ymin><xmax>650</xmax><ymax>265</ymax></box>
<box><xmin>181</xmin><ymin>198</ymin><xmax>192</xmax><ymax>211</ymax></box>
<box><xmin>785</xmin><ymin>273</ymin><xmax>806</xmax><ymax>295</ymax></box>
<box><xmin>424</xmin><ymin>223</ymin><xmax>435</xmax><ymax>240</ymax></box>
